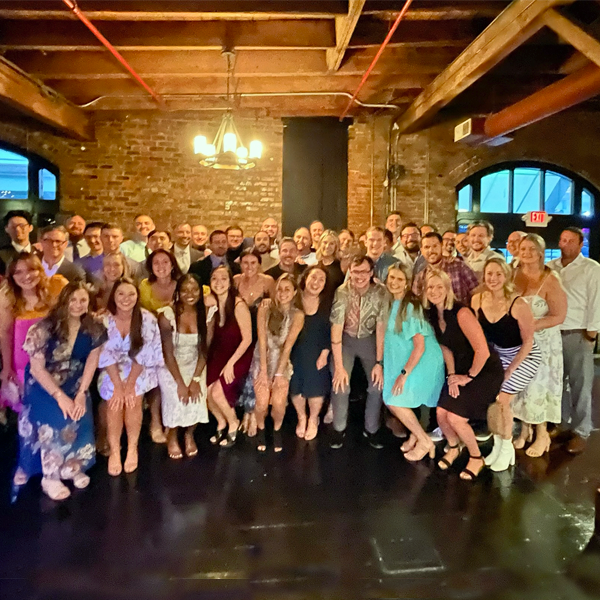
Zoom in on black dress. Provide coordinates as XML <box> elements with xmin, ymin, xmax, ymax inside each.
<box><xmin>320</xmin><ymin>259</ymin><xmax>345</xmax><ymax>308</ymax></box>
<box><xmin>290</xmin><ymin>304</ymin><xmax>331</xmax><ymax>398</ymax></box>
<box><xmin>428</xmin><ymin>303</ymin><xmax>504</xmax><ymax>421</ymax></box>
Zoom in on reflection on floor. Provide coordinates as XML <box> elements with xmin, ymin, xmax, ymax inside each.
<box><xmin>1</xmin><ymin>406</ymin><xmax>600</xmax><ymax>600</ymax></box>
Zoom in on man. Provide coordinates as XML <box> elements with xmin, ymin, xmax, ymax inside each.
<box><xmin>413</xmin><ymin>232</ymin><xmax>479</xmax><ymax>305</ymax></box>
<box><xmin>261</xmin><ymin>217</ymin><xmax>279</xmax><ymax>249</ymax></box>
<box><xmin>65</xmin><ymin>214</ymin><xmax>90</xmax><ymax>261</ymax></box>
<box><xmin>399</xmin><ymin>222</ymin><xmax>422</xmax><ymax>270</ymax></box>
<box><xmin>189</xmin><ymin>229</ymin><xmax>240</xmax><ymax>287</ymax></box>
<box><xmin>420</xmin><ymin>224</ymin><xmax>438</xmax><ymax>236</ymax></box>
<box><xmin>101</xmin><ymin>223</ymin><xmax>145</xmax><ymax>282</ymax></box>
<box><xmin>39</xmin><ymin>225</ymin><xmax>85</xmax><ymax>282</ymax></box>
<box><xmin>386</xmin><ymin>211</ymin><xmax>411</xmax><ymax>264</ymax></box>
<box><xmin>309</xmin><ymin>220</ymin><xmax>324</xmax><ymax>250</ymax></box>
<box><xmin>0</xmin><ymin>210</ymin><xmax>39</xmax><ymax>274</ymax></box>
<box><xmin>226</xmin><ymin>224</ymin><xmax>252</xmax><ymax>263</ymax></box>
<box><xmin>192</xmin><ymin>224</ymin><xmax>209</xmax><ymax>251</ymax></box>
<box><xmin>264</xmin><ymin>237</ymin><xmax>306</xmax><ymax>281</ymax></box>
<box><xmin>172</xmin><ymin>223</ymin><xmax>203</xmax><ymax>274</ymax></box>
<box><xmin>365</xmin><ymin>226</ymin><xmax>396</xmax><ymax>282</ymax></box>
<box><xmin>330</xmin><ymin>255</ymin><xmax>388</xmax><ymax>449</ymax></box>
<box><xmin>76</xmin><ymin>221</ymin><xmax>105</xmax><ymax>281</ymax></box>
<box><xmin>548</xmin><ymin>227</ymin><xmax>600</xmax><ymax>454</ymax></box>
<box><xmin>506</xmin><ymin>230</ymin><xmax>527</xmax><ymax>268</ymax></box>
<box><xmin>121</xmin><ymin>214</ymin><xmax>154</xmax><ymax>262</ymax></box>
<box><xmin>456</xmin><ymin>232</ymin><xmax>469</xmax><ymax>257</ymax></box>
<box><xmin>147</xmin><ymin>229</ymin><xmax>173</xmax><ymax>253</ymax></box>
<box><xmin>441</xmin><ymin>230</ymin><xmax>458</xmax><ymax>260</ymax></box>
<box><xmin>294</xmin><ymin>227</ymin><xmax>317</xmax><ymax>265</ymax></box>
<box><xmin>253</xmin><ymin>230</ymin><xmax>277</xmax><ymax>272</ymax></box>
<box><xmin>465</xmin><ymin>220</ymin><xmax>503</xmax><ymax>280</ymax></box>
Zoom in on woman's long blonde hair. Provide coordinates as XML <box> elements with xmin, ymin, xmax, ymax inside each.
<box><xmin>483</xmin><ymin>256</ymin><xmax>514</xmax><ymax>299</ymax></box>
<box><xmin>519</xmin><ymin>233</ymin><xmax>547</xmax><ymax>271</ymax></box>
<box><xmin>0</xmin><ymin>253</ymin><xmax>51</xmax><ymax>315</ymax></box>
<box><xmin>422</xmin><ymin>268</ymin><xmax>455</xmax><ymax>310</ymax></box>
<box><xmin>268</xmin><ymin>273</ymin><xmax>299</xmax><ymax>337</ymax></box>
<box><xmin>316</xmin><ymin>229</ymin><xmax>340</xmax><ymax>262</ymax></box>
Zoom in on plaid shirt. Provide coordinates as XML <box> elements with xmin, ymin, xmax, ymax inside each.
<box><xmin>412</xmin><ymin>257</ymin><xmax>479</xmax><ymax>306</ymax></box>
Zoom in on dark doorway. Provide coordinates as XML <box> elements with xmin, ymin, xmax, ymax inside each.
<box><xmin>282</xmin><ymin>117</ymin><xmax>350</xmax><ymax>236</ymax></box>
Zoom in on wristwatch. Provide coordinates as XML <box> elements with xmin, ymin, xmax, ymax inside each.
<box><xmin>376</xmin><ymin>360</ymin><xmax>383</xmax><ymax>366</ymax></box>
<box><xmin>400</xmin><ymin>369</ymin><xmax>407</xmax><ymax>376</ymax></box>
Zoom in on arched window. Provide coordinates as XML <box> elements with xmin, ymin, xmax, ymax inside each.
<box><xmin>456</xmin><ymin>161</ymin><xmax>599</xmax><ymax>260</ymax></box>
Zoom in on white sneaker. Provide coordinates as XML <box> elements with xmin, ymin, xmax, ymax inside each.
<box><xmin>428</xmin><ymin>427</ymin><xmax>444</xmax><ymax>443</ymax></box>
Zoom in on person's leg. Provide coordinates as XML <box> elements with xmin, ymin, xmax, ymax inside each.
<box><xmin>209</xmin><ymin>381</ymin><xmax>240</xmax><ymax>444</ymax></box>
<box><xmin>96</xmin><ymin>401</ymin><xmax>110</xmax><ymax>456</ymax></box>
<box><xmin>356</xmin><ymin>335</ymin><xmax>382</xmax><ymax>435</ymax></box>
<box><xmin>184</xmin><ymin>425</ymin><xmax>198</xmax><ymax>457</ymax></box>
<box><xmin>436</xmin><ymin>407</ymin><xmax>462</xmax><ymax>469</ymax></box>
<box><xmin>167</xmin><ymin>426</ymin><xmax>183</xmax><ymax>459</ymax></box>
<box><xmin>40</xmin><ymin>432</ymin><xmax>71</xmax><ymax>500</ymax></box>
<box><xmin>123</xmin><ymin>396</ymin><xmax>143</xmax><ymax>473</ymax></box>
<box><xmin>106</xmin><ymin>402</ymin><xmax>125</xmax><ymax>476</ymax></box>
<box><xmin>388</xmin><ymin>405</ymin><xmax>434</xmax><ymax>460</ymax></box>
<box><xmin>513</xmin><ymin>421</ymin><xmax>532</xmax><ymax>449</ymax></box>
<box><xmin>305</xmin><ymin>396</ymin><xmax>324</xmax><ymax>441</ymax></box>
<box><xmin>271</xmin><ymin>378</ymin><xmax>289</xmax><ymax>432</ymax></box>
<box><xmin>446</xmin><ymin>412</ymin><xmax>484</xmax><ymax>477</ymax></box>
<box><xmin>292</xmin><ymin>394</ymin><xmax>308</xmax><ymax>438</ymax></box>
<box><xmin>331</xmin><ymin>336</ymin><xmax>358</xmax><ymax>433</ymax></box>
<box><xmin>561</xmin><ymin>332</ymin><xmax>576</xmax><ymax>430</ymax></box>
<box><xmin>148</xmin><ymin>388</ymin><xmax>166</xmax><ymax>444</ymax></box>
<box><xmin>565</xmin><ymin>332</ymin><xmax>594</xmax><ymax>439</ymax></box>
<box><xmin>207</xmin><ymin>383</ymin><xmax>228</xmax><ymax>441</ymax></box>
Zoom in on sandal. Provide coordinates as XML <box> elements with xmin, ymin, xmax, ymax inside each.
<box><xmin>460</xmin><ymin>455</ymin><xmax>485</xmax><ymax>481</ymax></box>
<box><xmin>210</xmin><ymin>428</ymin><xmax>226</xmax><ymax>445</ymax></box>
<box><xmin>219</xmin><ymin>430</ymin><xmax>238</xmax><ymax>448</ymax></box>
<box><xmin>41</xmin><ymin>478</ymin><xmax>71</xmax><ymax>501</ymax></box>
<box><xmin>72</xmin><ymin>472</ymin><xmax>90</xmax><ymax>489</ymax></box>
<box><xmin>401</xmin><ymin>434</ymin><xmax>418</xmax><ymax>454</ymax></box>
<box><xmin>273</xmin><ymin>429</ymin><xmax>283</xmax><ymax>453</ymax></box>
<box><xmin>256</xmin><ymin>428</ymin><xmax>267</xmax><ymax>452</ymax></box>
<box><xmin>438</xmin><ymin>443</ymin><xmax>462</xmax><ymax>471</ymax></box>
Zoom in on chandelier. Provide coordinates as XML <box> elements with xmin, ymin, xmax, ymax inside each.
<box><xmin>193</xmin><ymin>50</ymin><xmax>263</xmax><ymax>170</ymax></box>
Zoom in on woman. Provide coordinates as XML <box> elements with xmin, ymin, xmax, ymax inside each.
<box><xmin>472</xmin><ymin>258</ymin><xmax>541</xmax><ymax>471</ymax></box>
<box><xmin>426</xmin><ymin>270</ymin><xmax>504</xmax><ymax>480</ymax></box>
<box><xmin>158</xmin><ymin>274</ymin><xmax>211</xmax><ymax>459</ymax></box>
<box><xmin>317</xmin><ymin>230</ymin><xmax>345</xmax><ymax>303</ymax></box>
<box><xmin>139</xmin><ymin>248</ymin><xmax>182</xmax><ymax>443</ymax></box>
<box><xmin>290</xmin><ymin>266</ymin><xmax>331</xmax><ymax>441</ymax></box>
<box><xmin>0</xmin><ymin>253</ymin><xmax>67</xmax><ymax>415</ymax></box>
<box><xmin>96</xmin><ymin>252</ymin><xmax>131</xmax><ymax>312</ymax></box>
<box><xmin>233</xmin><ymin>248</ymin><xmax>275</xmax><ymax>436</ymax></box>
<box><xmin>383</xmin><ymin>263</ymin><xmax>445</xmax><ymax>461</ymax></box>
<box><xmin>206</xmin><ymin>265</ymin><xmax>253</xmax><ymax>447</ymax></box>
<box><xmin>98</xmin><ymin>278</ymin><xmax>164</xmax><ymax>476</ymax></box>
<box><xmin>512</xmin><ymin>234</ymin><xmax>567</xmax><ymax>457</ymax></box>
<box><xmin>253</xmin><ymin>275</ymin><xmax>304</xmax><ymax>452</ymax></box>
<box><xmin>14</xmin><ymin>282</ymin><xmax>107</xmax><ymax>501</ymax></box>
<box><xmin>338</xmin><ymin>229</ymin><xmax>356</xmax><ymax>274</ymax></box>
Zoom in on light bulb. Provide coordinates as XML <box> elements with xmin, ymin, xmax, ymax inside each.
<box><xmin>204</xmin><ymin>144</ymin><xmax>216</xmax><ymax>156</ymax></box>
<box><xmin>224</xmin><ymin>132</ymin><xmax>237</xmax><ymax>153</ymax></box>
<box><xmin>193</xmin><ymin>135</ymin><xmax>207</xmax><ymax>155</ymax></box>
<box><xmin>249</xmin><ymin>140</ymin><xmax>262</xmax><ymax>159</ymax></box>
<box><xmin>236</xmin><ymin>146</ymin><xmax>249</xmax><ymax>158</ymax></box>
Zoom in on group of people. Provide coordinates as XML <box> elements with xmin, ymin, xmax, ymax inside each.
<box><xmin>0</xmin><ymin>207</ymin><xmax>598</xmax><ymax>501</ymax></box>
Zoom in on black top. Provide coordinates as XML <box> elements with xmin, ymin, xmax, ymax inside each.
<box><xmin>189</xmin><ymin>256</ymin><xmax>241</xmax><ymax>288</ymax></box>
<box><xmin>428</xmin><ymin>303</ymin><xmax>474</xmax><ymax>375</ymax></box>
<box><xmin>265</xmin><ymin>262</ymin><xmax>307</xmax><ymax>282</ymax></box>
<box><xmin>477</xmin><ymin>297</ymin><xmax>523</xmax><ymax>349</ymax></box>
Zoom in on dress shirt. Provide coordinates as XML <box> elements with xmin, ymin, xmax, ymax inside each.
<box><xmin>77</xmin><ymin>253</ymin><xmax>104</xmax><ymax>280</ymax></box>
<box><xmin>173</xmin><ymin>244</ymin><xmax>191</xmax><ymax>274</ymax></box>
<box><xmin>548</xmin><ymin>253</ymin><xmax>600</xmax><ymax>332</ymax></box>
<box><xmin>465</xmin><ymin>247</ymin><xmax>504</xmax><ymax>279</ymax></box>
<box><xmin>300</xmin><ymin>251</ymin><xmax>318</xmax><ymax>266</ymax></box>
<box><xmin>42</xmin><ymin>256</ymin><xmax>65</xmax><ymax>278</ymax></box>
<box><xmin>371</xmin><ymin>252</ymin><xmax>397</xmax><ymax>282</ymax></box>
<box><xmin>413</xmin><ymin>257</ymin><xmax>479</xmax><ymax>306</ymax></box>
<box><xmin>391</xmin><ymin>240</ymin><xmax>413</xmax><ymax>267</ymax></box>
<box><xmin>120</xmin><ymin>239</ymin><xmax>148</xmax><ymax>263</ymax></box>
<box><xmin>12</xmin><ymin>241</ymin><xmax>32</xmax><ymax>253</ymax></box>
<box><xmin>210</xmin><ymin>253</ymin><xmax>226</xmax><ymax>269</ymax></box>
<box><xmin>67</xmin><ymin>238</ymin><xmax>90</xmax><ymax>261</ymax></box>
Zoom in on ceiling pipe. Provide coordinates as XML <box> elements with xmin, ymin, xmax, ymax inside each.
<box><xmin>484</xmin><ymin>61</ymin><xmax>600</xmax><ymax>139</ymax></box>
<box><xmin>339</xmin><ymin>0</ymin><xmax>413</xmax><ymax>121</ymax></box>
<box><xmin>62</xmin><ymin>0</ymin><xmax>165</xmax><ymax>108</ymax></box>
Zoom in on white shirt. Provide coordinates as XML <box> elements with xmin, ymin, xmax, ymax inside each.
<box><xmin>65</xmin><ymin>238</ymin><xmax>90</xmax><ymax>261</ymax></box>
<box><xmin>42</xmin><ymin>255</ymin><xmax>65</xmax><ymax>278</ymax></box>
<box><xmin>300</xmin><ymin>251</ymin><xmax>317</xmax><ymax>266</ymax></box>
<box><xmin>465</xmin><ymin>247</ymin><xmax>504</xmax><ymax>280</ymax></box>
<box><xmin>548</xmin><ymin>253</ymin><xmax>600</xmax><ymax>332</ymax></box>
<box><xmin>12</xmin><ymin>241</ymin><xmax>32</xmax><ymax>253</ymax></box>
<box><xmin>120</xmin><ymin>239</ymin><xmax>147</xmax><ymax>263</ymax></box>
<box><xmin>391</xmin><ymin>239</ymin><xmax>413</xmax><ymax>268</ymax></box>
<box><xmin>173</xmin><ymin>244</ymin><xmax>191</xmax><ymax>274</ymax></box>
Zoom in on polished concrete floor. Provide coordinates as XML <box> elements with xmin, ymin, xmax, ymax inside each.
<box><xmin>1</xmin><ymin>403</ymin><xmax>600</xmax><ymax>600</ymax></box>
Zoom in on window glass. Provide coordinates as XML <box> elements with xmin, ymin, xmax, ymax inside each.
<box><xmin>544</xmin><ymin>171</ymin><xmax>573</xmax><ymax>214</ymax></box>
<box><xmin>457</xmin><ymin>185</ymin><xmax>472</xmax><ymax>212</ymax></box>
<box><xmin>513</xmin><ymin>168</ymin><xmax>541</xmax><ymax>213</ymax></box>
<box><xmin>0</xmin><ymin>149</ymin><xmax>29</xmax><ymax>199</ymax></box>
<box><xmin>544</xmin><ymin>248</ymin><xmax>561</xmax><ymax>263</ymax></box>
<box><xmin>39</xmin><ymin>169</ymin><xmax>57</xmax><ymax>200</ymax></box>
<box><xmin>480</xmin><ymin>170</ymin><xmax>510</xmax><ymax>213</ymax></box>
<box><xmin>582</xmin><ymin>188</ymin><xmax>594</xmax><ymax>217</ymax></box>
<box><xmin>583</xmin><ymin>227</ymin><xmax>590</xmax><ymax>258</ymax></box>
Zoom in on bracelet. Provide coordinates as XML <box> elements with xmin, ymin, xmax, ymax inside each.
<box><xmin>274</xmin><ymin>373</ymin><xmax>284</xmax><ymax>377</ymax></box>
<box><xmin>192</xmin><ymin>376</ymin><xmax>202</xmax><ymax>383</ymax></box>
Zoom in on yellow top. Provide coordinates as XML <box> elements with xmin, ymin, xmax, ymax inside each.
<box><xmin>138</xmin><ymin>278</ymin><xmax>172</xmax><ymax>313</ymax></box>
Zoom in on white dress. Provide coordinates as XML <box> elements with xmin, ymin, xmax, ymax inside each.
<box><xmin>157</xmin><ymin>306</ymin><xmax>209</xmax><ymax>428</ymax></box>
<box><xmin>512</xmin><ymin>294</ymin><xmax>563</xmax><ymax>424</ymax></box>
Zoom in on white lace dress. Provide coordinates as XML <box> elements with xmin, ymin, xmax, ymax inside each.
<box><xmin>512</xmin><ymin>295</ymin><xmax>563</xmax><ymax>424</ymax></box>
<box><xmin>157</xmin><ymin>306</ymin><xmax>209</xmax><ymax>428</ymax></box>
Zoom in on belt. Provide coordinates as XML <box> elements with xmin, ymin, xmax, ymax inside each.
<box><xmin>561</xmin><ymin>329</ymin><xmax>585</xmax><ymax>334</ymax></box>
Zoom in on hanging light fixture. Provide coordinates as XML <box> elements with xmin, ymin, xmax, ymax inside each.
<box><xmin>193</xmin><ymin>50</ymin><xmax>263</xmax><ymax>170</ymax></box>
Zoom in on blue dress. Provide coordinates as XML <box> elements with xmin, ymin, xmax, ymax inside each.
<box><xmin>383</xmin><ymin>301</ymin><xmax>444</xmax><ymax>408</ymax></box>
<box><xmin>14</xmin><ymin>319</ymin><xmax>107</xmax><ymax>489</ymax></box>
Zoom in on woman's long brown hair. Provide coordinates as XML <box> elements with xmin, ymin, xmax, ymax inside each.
<box><xmin>106</xmin><ymin>277</ymin><xmax>144</xmax><ymax>358</ymax></box>
<box><xmin>2</xmin><ymin>252</ymin><xmax>51</xmax><ymax>314</ymax></box>
<box><xmin>174</xmin><ymin>274</ymin><xmax>208</xmax><ymax>359</ymax></box>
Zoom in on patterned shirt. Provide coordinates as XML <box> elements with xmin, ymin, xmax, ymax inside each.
<box><xmin>330</xmin><ymin>280</ymin><xmax>389</xmax><ymax>339</ymax></box>
<box><xmin>413</xmin><ymin>258</ymin><xmax>479</xmax><ymax>306</ymax></box>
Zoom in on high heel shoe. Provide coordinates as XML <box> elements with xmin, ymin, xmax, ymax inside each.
<box><xmin>490</xmin><ymin>438</ymin><xmax>516</xmax><ymax>472</ymax></box>
<box><xmin>438</xmin><ymin>443</ymin><xmax>463</xmax><ymax>470</ymax></box>
<box><xmin>460</xmin><ymin>455</ymin><xmax>485</xmax><ymax>481</ymax></box>
<box><xmin>513</xmin><ymin>424</ymin><xmax>533</xmax><ymax>450</ymax></box>
<box><xmin>401</xmin><ymin>434</ymin><xmax>418</xmax><ymax>454</ymax></box>
<box><xmin>525</xmin><ymin>434</ymin><xmax>551</xmax><ymax>458</ymax></box>
<box><xmin>404</xmin><ymin>440</ymin><xmax>436</xmax><ymax>462</ymax></box>
<box><xmin>485</xmin><ymin>434</ymin><xmax>503</xmax><ymax>466</ymax></box>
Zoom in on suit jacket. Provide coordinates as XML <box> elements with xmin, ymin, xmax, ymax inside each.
<box><xmin>189</xmin><ymin>256</ymin><xmax>240</xmax><ymax>287</ymax></box>
<box><xmin>56</xmin><ymin>258</ymin><xmax>86</xmax><ymax>283</ymax></box>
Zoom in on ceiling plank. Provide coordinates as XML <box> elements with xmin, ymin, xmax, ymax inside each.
<box><xmin>542</xmin><ymin>9</ymin><xmax>600</xmax><ymax>69</ymax></box>
<box><xmin>0</xmin><ymin>57</ymin><xmax>92</xmax><ymax>139</ymax></box>
<box><xmin>327</xmin><ymin>0</ymin><xmax>367</xmax><ymax>71</ymax></box>
<box><xmin>394</xmin><ymin>0</ymin><xmax>573</xmax><ymax>134</ymax></box>
<box><xmin>364</xmin><ymin>1</ymin><xmax>508</xmax><ymax>21</ymax></box>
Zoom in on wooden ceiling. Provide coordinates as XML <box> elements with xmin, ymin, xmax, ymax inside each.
<box><xmin>1</xmin><ymin>0</ymin><xmax>600</xmax><ymax>139</ymax></box>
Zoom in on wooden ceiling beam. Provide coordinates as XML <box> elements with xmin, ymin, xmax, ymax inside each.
<box><xmin>0</xmin><ymin>56</ymin><xmax>92</xmax><ymax>139</ymax></box>
<box><xmin>364</xmin><ymin>1</ymin><xmax>508</xmax><ymax>21</ymax></box>
<box><xmin>394</xmin><ymin>0</ymin><xmax>574</xmax><ymax>134</ymax></box>
<box><xmin>327</xmin><ymin>0</ymin><xmax>366</xmax><ymax>71</ymax></box>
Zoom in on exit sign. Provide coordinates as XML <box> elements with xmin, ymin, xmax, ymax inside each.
<box><xmin>522</xmin><ymin>211</ymin><xmax>552</xmax><ymax>227</ymax></box>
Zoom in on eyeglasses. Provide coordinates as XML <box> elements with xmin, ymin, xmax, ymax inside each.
<box><xmin>42</xmin><ymin>238</ymin><xmax>66</xmax><ymax>246</ymax></box>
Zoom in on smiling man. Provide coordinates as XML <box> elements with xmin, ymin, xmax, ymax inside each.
<box><xmin>173</xmin><ymin>222</ymin><xmax>203</xmax><ymax>274</ymax></box>
<box><xmin>121</xmin><ymin>214</ymin><xmax>155</xmax><ymax>263</ymax></box>
<box><xmin>465</xmin><ymin>220</ymin><xmax>503</xmax><ymax>280</ymax></box>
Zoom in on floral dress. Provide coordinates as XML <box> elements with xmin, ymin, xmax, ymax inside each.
<box><xmin>14</xmin><ymin>319</ymin><xmax>107</xmax><ymax>488</ymax></box>
<box><xmin>97</xmin><ymin>309</ymin><xmax>164</xmax><ymax>400</ymax></box>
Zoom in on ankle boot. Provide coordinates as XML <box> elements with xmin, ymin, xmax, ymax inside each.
<box><xmin>484</xmin><ymin>434</ymin><xmax>503</xmax><ymax>466</ymax></box>
<box><xmin>490</xmin><ymin>437</ymin><xmax>516</xmax><ymax>472</ymax></box>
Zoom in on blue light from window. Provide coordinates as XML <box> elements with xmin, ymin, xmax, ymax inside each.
<box><xmin>481</xmin><ymin>170</ymin><xmax>510</xmax><ymax>213</ymax></box>
<box><xmin>545</xmin><ymin>171</ymin><xmax>573</xmax><ymax>214</ymax></box>
<box><xmin>513</xmin><ymin>168</ymin><xmax>541</xmax><ymax>213</ymax></box>
<box><xmin>582</xmin><ymin>188</ymin><xmax>594</xmax><ymax>217</ymax></box>
<box><xmin>39</xmin><ymin>169</ymin><xmax>56</xmax><ymax>200</ymax></box>
<box><xmin>583</xmin><ymin>228</ymin><xmax>590</xmax><ymax>258</ymax></box>
<box><xmin>0</xmin><ymin>149</ymin><xmax>29</xmax><ymax>199</ymax></box>
<box><xmin>544</xmin><ymin>248</ymin><xmax>561</xmax><ymax>263</ymax></box>
<box><xmin>457</xmin><ymin>184</ymin><xmax>472</xmax><ymax>212</ymax></box>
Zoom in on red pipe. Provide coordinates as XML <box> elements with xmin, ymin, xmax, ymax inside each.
<box><xmin>62</xmin><ymin>0</ymin><xmax>164</xmax><ymax>107</ymax></box>
<box><xmin>484</xmin><ymin>62</ymin><xmax>600</xmax><ymax>138</ymax></box>
<box><xmin>339</xmin><ymin>0</ymin><xmax>413</xmax><ymax>121</ymax></box>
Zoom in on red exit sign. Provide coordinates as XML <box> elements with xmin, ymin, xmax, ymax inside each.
<box><xmin>523</xmin><ymin>211</ymin><xmax>551</xmax><ymax>227</ymax></box>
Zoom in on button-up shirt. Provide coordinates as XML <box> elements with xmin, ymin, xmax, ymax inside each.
<box><xmin>12</xmin><ymin>241</ymin><xmax>32</xmax><ymax>254</ymax></box>
<box><xmin>371</xmin><ymin>252</ymin><xmax>397</xmax><ymax>283</ymax></box>
<box><xmin>465</xmin><ymin>247</ymin><xmax>504</xmax><ymax>280</ymax></box>
<box><xmin>42</xmin><ymin>256</ymin><xmax>65</xmax><ymax>278</ymax></box>
<box><xmin>173</xmin><ymin>244</ymin><xmax>191</xmax><ymax>274</ymax></box>
<box><xmin>548</xmin><ymin>253</ymin><xmax>600</xmax><ymax>332</ymax></box>
<box><xmin>412</xmin><ymin>257</ymin><xmax>479</xmax><ymax>306</ymax></box>
<box><xmin>330</xmin><ymin>280</ymin><xmax>389</xmax><ymax>339</ymax></box>
<box><xmin>392</xmin><ymin>240</ymin><xmax>413</xmax><ymax>267</ymax></box>
<box><xmin>120</xmin><ymin>239</ymin><xmax>148</xmax><ymax>263</ymax></box>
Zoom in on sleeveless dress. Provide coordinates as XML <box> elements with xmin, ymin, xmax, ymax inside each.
<box><xmin>237</xmin><ymin>295</ymin><xmax>264</xmax><ymax>412</ymax></box>
<box><xmin>428</xmin><ymin>304</ymin><xmax>504</xmax><ymax>421</ymax></box>
<box><xmin>157</xmin><ymin>306</ymin><xmax>209</xmax><ymax>428</ymax></box>
<box><xmin>477</xmin><ymin>297</ymin><xmax>541</xmax><ymax>395</ymax></box>
<box><xmin>512</xmin><ymin>281</ymin><xmax>563</xmax><ymax>424</ymax></box>
<box><xmin>383</xmin><ymin>302</ymin><xmax>444</xmax><ymax>408</ymax></box>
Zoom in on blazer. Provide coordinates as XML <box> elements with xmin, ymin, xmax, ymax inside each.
<box><xmin>0</xmin><ymin>244</ymin><xmax>41</xmax><ymax>276</ymax></box>
<box><xmin>189</xmin><ymin>256</ymin><xmax>240</xmax><ymax>287</ymax></box>
<box><xmin>56</xmin><ymin>258</ymin><xmax>86</xmax><ymax>283</ymax></box>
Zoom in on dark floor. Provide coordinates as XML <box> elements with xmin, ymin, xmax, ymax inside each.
<box><xmin>1</xmin><ymin>403</ymin><xmax>600</xmax><ymax>600</ymax></box>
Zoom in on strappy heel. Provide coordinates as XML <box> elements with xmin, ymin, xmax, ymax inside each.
<box><xmin>210</xmin><ymin>428</ymin><xmax>226</xmax><ymax>445</ymax></box>
<box><xmin>438</xmin><ymin>443</ymin><xmax>462</xmax><ymax>470</ymax></box>
<box><xmin>256</xmin><ymin>428</ymin><xmax>267</xmax><ymax>452</ymax></box>
<box><xmin>460</xmin><ymin>455</ymin><xmax>485</xmax><ymax>481</ymax></box>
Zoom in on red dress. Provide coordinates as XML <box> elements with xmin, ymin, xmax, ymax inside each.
<box><xmin>207</xmin><ymin>310</ymin><xmax>255</xmax><ymax>407</ymax></box>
